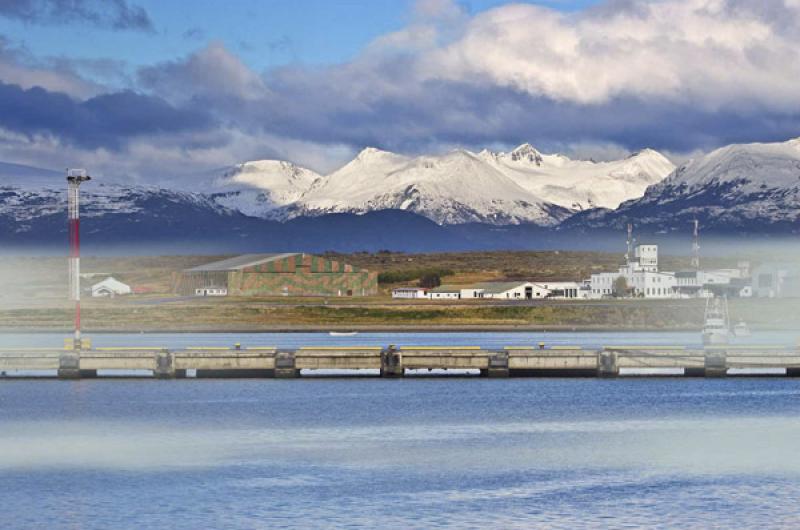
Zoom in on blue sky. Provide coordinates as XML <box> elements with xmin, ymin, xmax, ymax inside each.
<box><xmin>0</xmin><ymin>1</ymin><xmax>601</xmax><ymax>75</ymax></box>
<box><xmin>0</xmin><ymin>0</ymin><xmax>798</xmax><ymax>178</ymax></box>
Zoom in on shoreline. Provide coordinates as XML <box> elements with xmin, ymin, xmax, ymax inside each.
<box><xmin>0</xmin><ymin>324</ymin><xmax>784</xmax><ymax>334</ymax></box>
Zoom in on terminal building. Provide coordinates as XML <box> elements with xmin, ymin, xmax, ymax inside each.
<box><xmin>175</xmin><ymin>253</ymin><xmax>378</xmax><ymax>297</ymax></box>
<box><xmin>589</xmin><ymin>244</ymin><xmax>677</xmax><ymax>299</ymax></box>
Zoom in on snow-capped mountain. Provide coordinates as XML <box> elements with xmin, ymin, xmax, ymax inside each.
<box><xmin>2</xmin><ymin>137</ymin><xmax>799</xmax><ymax>251</ymax></box>
<box><xmin>566</xmin><ymin>137</ymin><xmax>800</xmax><ymax>232</ymax></box>
<box><xmin>480</xmin><ymin>145</ymin><xmax>674</xmax><ymax>211</ymax></box>
<box><xmin>292</xmin><ymin>147</ymin><xmax>573</xmax><ymax>225</ymax></box>
<box><xmin>214</xmin><ymin>144</ymin><xmax>674</xmax><ymax>225</ymax></box>
<box><xmin>210</xmin><ymin>160</ymin><xmax>321</xmax><ymax>219</ymax></box>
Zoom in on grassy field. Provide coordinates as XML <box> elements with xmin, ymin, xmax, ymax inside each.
<box><xmin>0</xmin><ymin>250</ymin><xmax>792</xmax><ymax>332</ymax></box>
<box><xmin>0</xmin><ymin>296</ymin><xmax>797</xmax><ymax>332</ymax></box>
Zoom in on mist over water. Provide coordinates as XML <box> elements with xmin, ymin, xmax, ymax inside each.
<box><xmin>1</xmin><ymin>379</ymin><xmax>800</xmax><ymax>529</ymax></box>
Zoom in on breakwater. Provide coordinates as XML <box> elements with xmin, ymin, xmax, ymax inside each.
<box><xmin>2</xmin><ymin>343</ymin><xmax>800</xmax><ymax>378</ymax></box>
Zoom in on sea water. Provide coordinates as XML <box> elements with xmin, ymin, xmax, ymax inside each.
<box><xmin>1</xmin><ymin>376</ymin><xmax>799</xmax><ymax>529</ymax></box>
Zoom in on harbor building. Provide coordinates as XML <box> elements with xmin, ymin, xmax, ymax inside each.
<box><xmin>175</xmin><ymin>253</ymin><xmax>378</xmax><ymax>297</ymax></box>
<box><xmin>752</xmin><ymin>263</ymin><xmax>800</xmax><ymax>298</ymax></box>
<box><xmin>674</xmin><ymin>268</ymin><xmax>750</xmax><ymax>298</ymax></box>
<box><xmin>589</xmin><ymin>244</ymin><xmax>677</xmax><ymax>299</ymax></box>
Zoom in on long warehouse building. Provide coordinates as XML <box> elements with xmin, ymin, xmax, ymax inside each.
<box><xmin>175</xmin><ymin>253</ymin><xmax>378</xmax><ymax>297</ymax></box>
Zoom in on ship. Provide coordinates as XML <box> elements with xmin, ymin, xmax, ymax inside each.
<box><xmin>702</xmin><ymin>296</ymin><xmax>731</xmax><ymax>346</ymax></box>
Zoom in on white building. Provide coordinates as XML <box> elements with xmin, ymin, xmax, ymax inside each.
<box><xmin>752</xmin><ymin>264</ymin><xmax>800</xmax><ymax>298</ymax></box>
<box><xmin>195</xmin><ymin>287</ymin><xmax>228</xmax><ymax>296</ymax></box>
<box><xmin>91</xmin><ymin>277</ymin><xmax>131</xmax><ymax>297</ymax></box>
<box><xmin>428</xmin><ymin>286</ymin><xmax>462</xmax><ymax>299</ymax></box>
<box><xmin>589</xmin><ymin>244</ymin><xmax>677</xmax><ymax>299</ymax></box>
<box><xmin>674</xmin><ymin>268</ymin><xmax>750</xmax><ymax>298</ymax></box>
<box><xmin>535</xmin><ymin>281</ymin><xmax>586</xmax><ymax>299</ymax></box>
<box><xmin>474</xmin><ymin>281</ymin><xmax>549</xmax><ymax>300</ymax></box>
<box><xmin>405</xmin><ymin>281</ymin><xmax>590</xmax><ymax>301</ymax></box>
<box><xmin>391</xmin><ymin>287</ymin><xmax>429</xmax><ymax>299</ymax></box>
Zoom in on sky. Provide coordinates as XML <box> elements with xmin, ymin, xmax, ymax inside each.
<box><xmin>0</xmin><ymin>0</ymin><xmax>799</xmax><ymax>179</ymax></box>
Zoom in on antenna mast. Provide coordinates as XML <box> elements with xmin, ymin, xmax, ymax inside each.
<box><xmin>691</xmin><ymin>218</ymin><xmax>700</xmax><ymax>270</ymax></box>
<box><xmin>625</xmin><ymin>223</ymin><xmax>633</xmax><ymax>265</ymax></box>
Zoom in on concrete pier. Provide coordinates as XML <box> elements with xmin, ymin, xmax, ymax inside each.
<box><xmin>487</xmin><ymin>351</ymin><xmax>509</xmax><ymax>378</ymax></box>
<box><xmin>597</xmin><ymin>351</ymin><xmax>619</xmax><ymax>378</ymax></box>
<box><xmin>704</xmin><ymin>352</ymin><xmax>728</xmax><ymax>378</ymax></box>
<box><xmin>2</xmin><ymin>343</ymin><xmax>799</xmax><ymax>379</ymax></box>
<box><xmin>380</xmin><ymin>346</ymin><xmax>403</xmax><ymax>377</ymax></box>
<box><xmin>154</xmin><ymin>351</ymin><xmax>175</xmax><ymax>379</ymax></box>
<box><xmin>274</xmin><ymin>351</ymin><xmax>298</xmax><ymax>378</ymax></box>
<box><xmin>57</xmin><ymin>353</ymin><xmax>81</xmax><ymax>379</ymax></box>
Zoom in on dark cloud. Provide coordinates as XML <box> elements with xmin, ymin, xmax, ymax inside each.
<box><xmin>249</xmin><ymin>76</ymin><xmax>800</xmax><ymax>155</ymax></box>
<box><xmin>3</xmin><ymin>1</ymin><xmax>800</xmax><ymax>178</ymax></box>
<box><xmin>0</xmin><ymin>0</ymin><xmax>153</xmax><ymax>31</ymax></box>
<box><xmin>0</xmin><ymin>81</ymin><xmax>214</xmax><ymax>149</ymax></box>
<box><xmin>137</xmin><ymin>45</ymin><xmax>800</xmax><ymax>158</ymax></box>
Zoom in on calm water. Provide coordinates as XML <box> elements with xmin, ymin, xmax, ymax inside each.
<box><xmin>1</xmin><ymin>377</ymin><xmax>800</xmax><ymax>529</ymax></box>
<box><xmin>1</xmin><ymin>330</ymin><xmax>799</xmax><ymax>349</ymax></box>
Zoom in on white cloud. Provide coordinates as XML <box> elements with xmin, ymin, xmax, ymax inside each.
<box><xmin>4</xmin><ymin>0</ymin><xmax>800</xmax><ymax>178</ymax></box>
<box><xmin>0</xmin><ymin>38</ymin><xmax>101</xmax><ymax>98</ymax></box>
<box><xmin>423</xmin><ymin>0</ymin><xmax>800</xmax><ymax>109</ymax></box>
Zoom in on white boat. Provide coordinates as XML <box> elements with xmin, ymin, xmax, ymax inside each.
<box><xmin>329</xmin><ymin>331</ymin><xmax>359</xmax><ymax>337</ymax></box>
<box><xmin>732</xmin><ymin>320</ymin><xmax>751</xmax><ymax>337</ymax></box>
<box><xmin>702</xmin><ymin>296</ymin><xmax>731</xmax><ymax>346</ymax></box>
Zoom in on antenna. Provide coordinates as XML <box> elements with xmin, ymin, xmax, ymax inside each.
<box><xmin>625</xmin><ymin>223</ymin><xmax>633</xmax><ymax>265</ymax></box>
<box><xmin>691</xmin><ymin>218</ymin><xmax>700</xmax><ymax>270</ymax></box>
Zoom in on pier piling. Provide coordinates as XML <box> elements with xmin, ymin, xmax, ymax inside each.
<box><xmin>57</xmin><ymin>353</ymin><xmax>81</xmax><ymax>380</ymax></box>
<box><xmin>597</xmin><ymin>351</ymin><xmax>619</xmax><ymax>378</ymax></box>
<box><xmin>154</xmin><ymin>351</ymin><xmax>175</xmax><ymax>379</ymax></box>
<box><xmin>275</xmin><ymin>351</ymin><xmax>298</xmax><ymax>378</ymax></box>
<box><xmin>380</xmin><ymin>345</ymin><xmax>403</xmax><ymax>377</ymax></box>
<box><xmin>487</xmin><ymin>351</ymin><xmax>509</xmax><ymax>378</ymax></box>
<box><xmin>704</xmin><ymin>352</ymin><xmax>728</xmax><ymax>378</ymax></box>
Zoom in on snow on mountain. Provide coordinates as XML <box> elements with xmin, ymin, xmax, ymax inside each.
<box><xmin>292</xmin><ymin>147</ymin><xmax>571</xmax><ymax>225</ymax></box>
<box><xmin>482</xmin><ymin>144</ymin><xmax>675</xmax><ymax>211</ymax></box>
<box><xmin>213</xmin><ymin>144</ymin><xmax>673</xmax><ymax>225</ymax></box>
<box><xmin>566</xmin><ymin>137</ymin><xmax>800</xmax><ymax>232</ymax></box>
<box><xmin>209</xmin><ymin>160</ymin><xmax>320</xmax><ymax>219</ymax></box>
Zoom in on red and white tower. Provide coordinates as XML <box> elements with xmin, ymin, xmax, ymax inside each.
<box><xmin>67</xmin><ymin>169</ymin><xmax>90</xmax><ymax>348</ymax></box>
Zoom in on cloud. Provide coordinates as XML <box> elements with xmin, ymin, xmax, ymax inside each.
<box><xmin>0</xmin><ymin>36</ymin><xmax>102</xmax><ymax>97</ymax></box>
<box><xmin>0</xmin><ymin>81</ymin><xmax>214</xmax><ymax>150</ymax></box>
<box><xmin>0</xmin><ymin>0</ymin><xmax>153</xmax><ymax>31</ymax></box>
<box><xmin>3</xmin><ymin>0</ymin><xmax>800</xmax><ymax>179</ymax></box>
<box><xmin>138</xmin><ymin>42</ymin><xmax>267</xmax><ymax>102</ymax></box>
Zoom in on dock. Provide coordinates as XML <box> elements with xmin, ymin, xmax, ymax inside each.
<box><xmin>1</xmin><ymin>343</ymin><xmax>800</xmax><ymax>379</ymax></box>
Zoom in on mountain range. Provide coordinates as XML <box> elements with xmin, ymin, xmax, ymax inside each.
<box><xmin>211</xmin><ymin>144</ymin><xmax>675</xmax><ymax>225</ymax></box>
<box><xmin>1</xmin><ymin>138</ymin><xmax>799</xmax><ymax>253</ymax></box>
<box><xmin>565</xmin><ymin>137</ymin><xmax>800</xmax><ymax>234</ymax></box>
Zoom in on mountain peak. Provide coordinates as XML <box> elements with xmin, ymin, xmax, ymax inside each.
<box><xmin>510</xmin><ymin>143</ymin><xmax>543</xmax><ymax>165</ymax></box>
<box><xmin>355</xmin><ymin>147</ymin><xmax>395</xmax><ymax>160</ymax></box>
